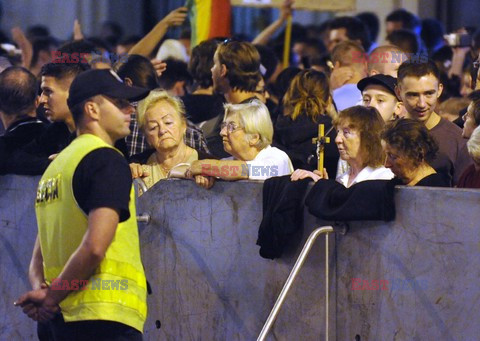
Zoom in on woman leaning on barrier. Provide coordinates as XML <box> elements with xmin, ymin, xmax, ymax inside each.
<box><xmin>291</xmin><ymin>106</ymin><xmax>394</xmax><ymax>186</ymax></box>
<box><xmin>187</xmin><ymin>99</ymin><xmax>294</xmax><ymax>188</ymax></box>
<box><xmin>129</xmin><ymin>90</ymin><xmax>213</xmax><ymax>194</ymax></box>
<box><xmin>457</xmin><ymin>125</ymin><xmax>480</xmax><ymax>188</ymax></box>
<box><xmin>381</xmin><ymin>118</ymin><xmax>449</xmax><ymax>187</ymax></box>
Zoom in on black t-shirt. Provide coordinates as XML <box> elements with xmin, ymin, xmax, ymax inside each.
<box><xmin>72</xmin><ymin>148</ymin><xmax>132</xmax><ymax>222</ymax></box>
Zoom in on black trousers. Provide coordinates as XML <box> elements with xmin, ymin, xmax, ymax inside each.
<box><xmin>38</xmin><ymin>314</ymin><xmax>143</xmax><ymax>341</ymax></box>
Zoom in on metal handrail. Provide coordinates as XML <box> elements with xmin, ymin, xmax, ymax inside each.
<box><xmin>257</xmin><ymin>225</ymin><xmax>336</xmax><ymax>341</ymax></box>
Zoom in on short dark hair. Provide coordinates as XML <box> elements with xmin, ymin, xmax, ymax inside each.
<box><xmin>254</xmin><ymin>44</ymin><xmax>280</xmax><ymax>82</ymax></box>
<box><xmin>386</xmin><ymin>9</ymin><xmax>420</xmax><ymax>32</ymax></box>
<box><xmin>189</xmin><ymin>39</ymin><xmax>219</xmax><ymax>88</ymax></box>
<box><xmin>382</xmin><ymin>118</ymin><xmax>438</xmax><ymax>166</ymax></box>
<box><xmin>387</xmin><ymin>29</ymin><xmax>420</xmax><ymax>54</ymax></box>
<box><xmin>468</xmin><ymin>90</ymin><xmax>480</xmax><ymax>125</ymax></box>
<box><xmin>40</xmin><ymin>62</ymin><xmax>90</xmax><ymax>81</ymax></box>
<box><xmin>397</xmin><ymin>60</ymin><xmax>440</xmax><ymax>83</ymax></box>
<box><xmin>58</xmin><ymin>39</ymin><xmax>97</xmax><ymax>55</ymax></box>
<box><xmin>69</xmin><ymin>99</ymin><xmax>88</xmax><ymax>126</ymax></box>
<box><xmin>158</xmin><ymin>58</ymin><xmax>192</xmax><ymax>91</ymax></box>
<box><xmin>216</xmin><ymin>41</ymin><xmax>262</xmax><ymax>92</ymax></box>
<box><xmin>329</xmin><ymin>16</ymin><xmax>371</xmax><ymax>52</ymax></box>
<box><xmin>31</xmin><ymin>36</ymin><xmax>57</xmax><ymax>67</ymax></box>
<box><xmin>116</xmin><ymin>54</ymin><xmax>159</xmax><ymax>90</ymax></box>
<box><xmin>0</xmin><ymin>66</ymin><xmax>37</xmax><ymax>116</ymax></box>
<box><xmin>356</xmin><ymin>12</ymin><xmax>380</xmax><ymax>43</ymax></box>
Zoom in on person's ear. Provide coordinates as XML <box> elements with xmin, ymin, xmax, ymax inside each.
<box><xmin>124</xmin><ymin>77</ymin><xmax>133</xmax><ymax>87</ymax></box>
<box><xmin>394</xmin><ymin>84</ymin><xmax>402</xmax><ymax>101</ymax></box>
<box><xmin>394</xmin><ymin>101</ymin><xmax>404</xmax><ymax>119</ymax></box>
<box><xmin>437</xmin><ymin>82</ymin><xmax>444</xmax><ymax>98</ymax></box>
<box><xmin>248</xmin><ymin>133</ymin><xmax>260</xmax><ymax>147</ymax></box>
<box><xmin>220</xmin><ymin>64</ymin><xmax>227</xmax><ymax>77</ymax></box>
<box><xmin>84</xmin><ymin>100</ymin><xmax>100</xmax><ymax>121</ymax></box>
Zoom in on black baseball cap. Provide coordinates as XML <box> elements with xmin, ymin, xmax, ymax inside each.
<box><xmin>357</xmin><ymin>74</ymin><xmax>399</xmax><ymax>99</ymax></box>
<box><xmin>67</xmin><ymin>69</ymin><xmax>149</xmax><ymax>109</ymax></box>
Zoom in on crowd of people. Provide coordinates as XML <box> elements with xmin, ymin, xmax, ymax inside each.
<box><xmin>2</xmin><ymin>2</ymin><xmax>480</xmax><ymax>339</ymax></box>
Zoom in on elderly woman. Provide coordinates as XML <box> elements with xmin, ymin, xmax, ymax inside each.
<box><xmin>381</xmin><ymin>118</ymin><xmax>448</xmax><ymax>187</ymax></box>
<box><xmin>129</xmin><ymin>90</ymin><xmax>212</xmax><ymax>192</ymax></box>
<box><xmin>188</xmin><ymin>99</ymin><xmax>293</xmax><ymax>185</ymax></box>
<box><xmin>457</xmin><ymin>125</ymin><xmax>480</xmax><ymax>188</ymax></box>
<box><xmin>291</xmin><ymin>106</ymin><xmax>394</xmax><ymax>186</ymax></box>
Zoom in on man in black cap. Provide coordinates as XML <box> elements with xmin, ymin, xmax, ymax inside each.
<box><xmin>358</xmin><ymin>74</ymin><xmax>404</xmax><ymax>122</ymax></box>
<box><xmin>16</xmin><ymin>69</ymin><xmax>149</xmax><ymax>340</ymax></box>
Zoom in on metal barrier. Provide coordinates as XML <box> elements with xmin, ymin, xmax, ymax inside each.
<box><xmin>258</xmin><ymin>224</ymin><xmax>347</xmax><ymax>341</ymax></box>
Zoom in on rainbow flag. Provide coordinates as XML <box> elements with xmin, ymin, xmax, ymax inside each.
<box><xmin>186</xmin><ymin>0</ymin><xmax>231</xmax><ymax>48</ymax></box>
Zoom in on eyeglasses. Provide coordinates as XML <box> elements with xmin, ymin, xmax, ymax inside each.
<box><xmin>220</xmin><ymin>121</ymin><xmax>244</xmax><ymax>133</ymax></box>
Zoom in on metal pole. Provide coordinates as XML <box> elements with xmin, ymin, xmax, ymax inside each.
<box><xmin>325</xmin><ymin>232</ymin><xmax>329</xmax><ymax>341</ymax></box>
<box><xmin>257</xmin><ymin>226</ymin><xmax>334</xmax><ymax>341</ymax></box>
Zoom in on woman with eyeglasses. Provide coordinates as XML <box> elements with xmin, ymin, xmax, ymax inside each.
<box><xmin>187</xmin><ymin>99</ymin><xmax>293</xmax><ymax>188</ymax></box>
<box><xmin>291</xmin><ymin>106</ymin><xmax>394</xmax><ymax>186</ymax></box>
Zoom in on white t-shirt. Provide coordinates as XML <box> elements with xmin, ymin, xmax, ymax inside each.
<box><xmin>246</xmin><ymin>145</ymin><xmax>294</xmax><ymax>180</ymax></box>
<box><xmin>336</xmin><ymin>165</ymin><xmax>394</xmax><ymax>188</ymax></box>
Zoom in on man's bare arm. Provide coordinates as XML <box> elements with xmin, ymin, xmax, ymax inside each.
<box><xmin>29</xmin><ymin>236</ymin><xmax>45</xmax><ymax>290</ymax></box>
<box><xmin>129</xmin><ymin>7</ymin><xmax>187</xmax><ymax>56</ymax></box>
<box><xmin>44</xmin><ymin>207</ymin><xmax>120</xmax><ymax>304</ymax></box>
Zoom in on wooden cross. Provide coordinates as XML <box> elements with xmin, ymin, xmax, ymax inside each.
<box><xmin>311</xmin><ymin>124</ymin><xmax>331</xmax><ymax>172</ymax></box>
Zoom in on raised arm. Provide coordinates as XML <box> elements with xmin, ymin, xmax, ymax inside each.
<box><xmin>129</xmin><ymin>7</ymin><xmax>188</xmax><ymax>57</ymax></box>
<box><xmin>252</xmin><ymin>0</ymin><xmax>293</xmax><ymax>46</ymax></box>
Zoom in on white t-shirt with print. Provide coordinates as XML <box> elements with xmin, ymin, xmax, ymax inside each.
<box><xmin>246</xmin><ymin>145</ymin><xmax>294</xmax><ymax>180</ymax></box>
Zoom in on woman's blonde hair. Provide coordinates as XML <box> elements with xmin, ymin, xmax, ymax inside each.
<box><xmin>224</xmin><ymin>99</ymin><xmax>273</xmax><ymax>150</ymax></box>
<box><xmin>137</xmin><ymin>90</ymin><xmax>186</xmax><ymax>128</ymax></box>
<box><xmin>282</xmin><ymin>69</ymin><xmax>331</xmax><ymax>122</ymax></box>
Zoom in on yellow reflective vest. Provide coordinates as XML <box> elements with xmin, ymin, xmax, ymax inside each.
<box><xmin>35</xmin><ymin>134</ymin><xmax>147</xmax><ymax>332</ymax></box>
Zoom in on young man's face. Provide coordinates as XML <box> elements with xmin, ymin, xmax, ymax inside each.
<box><xmin>362</xmin><ymin>84</ymin><xmax>399</xmax><ymax>122</ymax></box>
<box><xmin>328</xmin><ymin>27</ymin><xmax>349</xmax><ymax>53</ymax></box>
<box><xmin>96</xmin><ymin>96</ymin><xmax>132</xmax><ymax>142</ymax></box>
<box><xmin>396</xmin><ymin>73</ymin><xmax>443</xmax><ymax>123</ymax></box>
<box><xmin>39</xmin><ymin>76</ymin><xmax>73</xmax><ymax>123</ymax></box>
<box><xmin>211</xmin><ymin>51</ymin><xmax>227</xmax><ymax>95</ymax></box>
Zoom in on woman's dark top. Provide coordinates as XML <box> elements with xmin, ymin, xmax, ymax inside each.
<box><xmin>415</xmin><ymin>173</ymin><xmax>449</xmax><ymax>187</ymax></box>
<box><xmin>274</xmin><ymin>113</ymin><xmax>339</xmax><ymax>176</ymax></box>
<box><xmin>457</xmin><ymin>164</ymin><xmax>480</xmax><ymax>189</ymax></box>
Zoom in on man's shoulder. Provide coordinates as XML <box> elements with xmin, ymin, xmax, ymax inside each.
<box><xmin>80</xmin><ymin>147</ymin><xmax>128</xmax><ymax>168</ymax></box>
<box><xmin>431</xmin><ymin>117</ymin><xmax>465</xmax><ymax>141</ymax></box>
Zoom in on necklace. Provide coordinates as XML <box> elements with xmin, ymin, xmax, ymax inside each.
<box><xmin>158</xmin><ymin>147</ymin><xmax>188</xmax><ymax>174</ymax></box>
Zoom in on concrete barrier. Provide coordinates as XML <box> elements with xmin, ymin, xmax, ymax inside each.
<box><xmin>1</xmin><ymin>175</ymin><xmax>479</xmax><ymax>340</ymax></box>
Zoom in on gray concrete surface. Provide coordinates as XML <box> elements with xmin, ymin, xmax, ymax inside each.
<box><xmin>1</xmin><ymin>175</ymin><xmax>479</xmax><ymax>340</ymax></box>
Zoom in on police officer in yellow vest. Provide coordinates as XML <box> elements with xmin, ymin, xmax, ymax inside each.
<box><xmin>16</xmin><ymin>69</ymin><xmax>150</xmax><ymax>340</ymax></box>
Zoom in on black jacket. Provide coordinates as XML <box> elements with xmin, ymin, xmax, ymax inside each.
<box><xmin>274</xmin><ymin>114</ymin><xmax>339</xmax><ymax>177</ymax></box>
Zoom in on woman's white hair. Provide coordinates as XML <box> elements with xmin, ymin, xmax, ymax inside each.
<box><xmin>467</xmin><ymin>125</ymin><xmax>480</xmax><ymax>162</ymax></box>
<box><xmin>224</xmin><ymin>99</ymin><xmax>273</xmax><ymax>149</ymax></box>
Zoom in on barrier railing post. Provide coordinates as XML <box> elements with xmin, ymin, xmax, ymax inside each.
<box><xmin>257</xmin><ymin>225</ymin><xmax>335</xmax><ymax>341</ymax></box>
